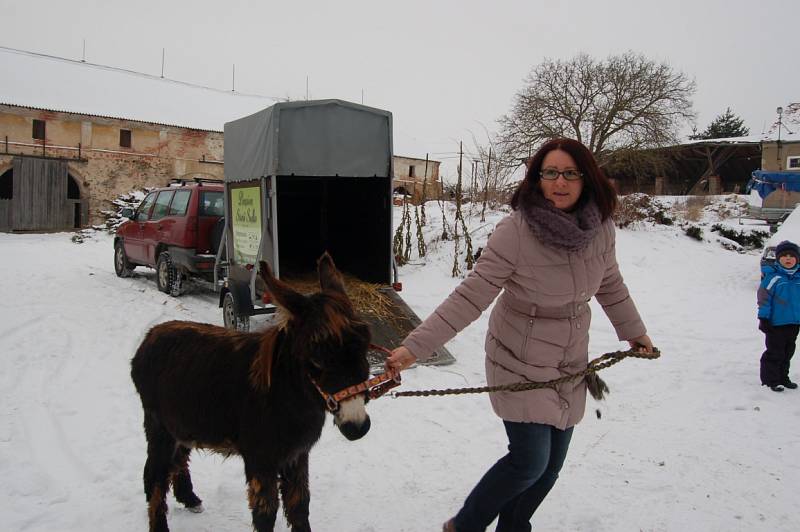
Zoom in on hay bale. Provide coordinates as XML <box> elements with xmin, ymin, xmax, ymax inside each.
<box><xmin>282</xmin><ymin>273</ymin><xmax>395</xmax><ymax>321</ymax></box>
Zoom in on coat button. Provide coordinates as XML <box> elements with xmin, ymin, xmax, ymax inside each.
<box><xmin>577</xmin><ymin>304</ymin><xmax>583</xmax><ymax>311</ymax></box>
<box><xmin>576</xmin><ymin>323</ymin><xmax>581</xmax><ymax>329</ymax></box>
<box><xmin>528</xmin><ymin>319</ymin><xmax>533</xmax><ymax>324</ymax></box>
<box><xmin>560</xmin><ymin>400</ymin><xmax>569</xmax><ymax>409</ymax></box>
<box><xmin>580</xmin><ymin>291</ymin><xmax>586</xmax><ymax>297</ymax></box>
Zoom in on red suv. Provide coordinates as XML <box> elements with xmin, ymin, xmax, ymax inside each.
<box><xmin>114</xmin><ymin>178</ymin><xmax>225</xmax><ymax>296</ymax></box>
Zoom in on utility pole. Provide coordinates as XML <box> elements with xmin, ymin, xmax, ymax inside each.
<box><xmin>161</xmin><ymin>48</ymin><xmax>165</xmax><ymax>78</ymax></box>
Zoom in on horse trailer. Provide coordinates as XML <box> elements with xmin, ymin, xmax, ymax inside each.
<box><xmin>218</xmin><ymin>99</ymin><xmax>453</xmax><ymax>367</ymax></box>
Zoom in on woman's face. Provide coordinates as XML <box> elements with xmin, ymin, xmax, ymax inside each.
<box><xmin>539</xmin><ymin>149</ymin><xmax>584</xmax><ymax>211</ymax></box>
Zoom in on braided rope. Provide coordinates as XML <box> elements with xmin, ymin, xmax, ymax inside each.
<box><xmin>390</xmin><ymin>347</ymin><xmax>660</xmax><ymax>398</ymax></box>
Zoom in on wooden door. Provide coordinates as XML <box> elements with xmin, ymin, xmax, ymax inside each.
<box><xmin>12</xmin><ymin>157</ymin><xmax>69</xmax><ymax>231</ymax></box>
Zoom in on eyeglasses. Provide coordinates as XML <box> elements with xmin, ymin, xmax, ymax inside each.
<box><xmin>539</xmin><ymin>168</ymin><xmax>583</xmax><ymax>181</ymax></box>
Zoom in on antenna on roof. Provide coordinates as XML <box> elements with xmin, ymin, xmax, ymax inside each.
<box><xmin>232</xmin><ymin>64</ymin><xmax>235</xmax><ymax>92</ymax></box>
<box><xmin>161</xmin><ymin>48</ymin><xmax>165</xmax><ymax>78</ymax></box>
<box><xmin>306</xmin><ymin>76</ymin><xmax>309</xmax><ymax>100</ymax></box>
<box><xmin>81</xmin><ymin>39</ymin><xmax>86</xmax><ymax>62</ymax></box>
<box><xmin>361</xmin><ymin>89</ymin><xmax>364</xmax><ymax>105</ymax></box>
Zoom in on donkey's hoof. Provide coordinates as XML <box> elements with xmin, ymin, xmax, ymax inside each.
<box><xmin>187</xmin><ymin>503</ymin><xmax>204</xmax><ymax>514</ymax></box>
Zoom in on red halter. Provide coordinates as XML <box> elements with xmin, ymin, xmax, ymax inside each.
<box><xmin>311</xmin><ymin>344</ymin><xmax>402</xmax><ymax>413</ymax></box>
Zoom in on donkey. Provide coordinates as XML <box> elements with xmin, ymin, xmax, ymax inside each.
<box><xmin>131</xmin><ymin>253</ymin><xmax>373</xmax><ymax>532</ymax></box>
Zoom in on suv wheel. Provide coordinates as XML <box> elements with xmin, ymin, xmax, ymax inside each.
<box><xmin>114</xmin><ymin>241</ymin><xmax>134</xmax><ymax>278</ymax></box>
<box><xmin>223</xmin><ymin>291</ymin><xmax>250</xmax><ymax>332</ymax></box>
<box><xmin>156</xmin><ymin>251</ymin><xmax>183</xmax><ymax>297</ymax></box>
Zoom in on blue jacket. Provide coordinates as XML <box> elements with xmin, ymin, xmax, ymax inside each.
<box><xmin>758</xmin><ymin>264</ymin><xmax>800</xmax><ymax>325</ymax></box>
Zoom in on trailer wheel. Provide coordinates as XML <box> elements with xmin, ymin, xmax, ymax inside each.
<box><xmin>223</xmin><ymin>291</ymin><xmax>250</xmax><ymax>332</ymax></box>
<box><xmin>156</xmin><ymin>251</ymin><xmax>183</xmax><ymax>297</ymax></box>
<box><xmin>114</xmin><ymin>241</ymin><xmax>134</xmax><ymax>278</ymax></box>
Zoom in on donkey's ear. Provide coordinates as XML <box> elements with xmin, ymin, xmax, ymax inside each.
<box><xmin>317</xmin><ymin>252</ymin><xmax>346</xmax><ymax>294</ymax></box>
<box><xmin>258</xmin><ymin>260</ymin><xmax>309</xmax><ymax>319</ymax></box>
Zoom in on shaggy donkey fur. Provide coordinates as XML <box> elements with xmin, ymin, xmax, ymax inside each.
<box><xmin>131</xmin><ymin>253</ymin><xmax>372</xmax><ymax>532</ymax></box>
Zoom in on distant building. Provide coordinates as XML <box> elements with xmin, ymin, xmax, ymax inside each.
<box><xmin>0</xmin><ymin>103</ymin><xmax>440</xmax><ymax>231</ymax></box>
<box><xmin>0</xmin><ymin>103</ymin><xmax>224</xmax><ymax>231</ymax></box>
<box><xmin>0</xmin><ymin>47</ymin><xmax>438</xmax><ymax>231</ymax></box>
<box><xmin>392</xmin><ymin>155</ymin><xmax>441</xmax><ymax>203</ymax></box>
<box><xmin>761</xmin><ymin>139</ymin><xmax>800</xmax><ymax>172</ymax></box>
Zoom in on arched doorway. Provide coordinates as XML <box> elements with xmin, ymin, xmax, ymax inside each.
<box><xmin>67</xmin><ymin>173</ymin><xmax>82</xmax><ymax>228</ymax></box>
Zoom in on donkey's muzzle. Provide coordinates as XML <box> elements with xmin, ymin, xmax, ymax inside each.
<box><xmin>338</xmin><ymin>414</ymin><xmax>371</xmax><ymax>441</ymax></box>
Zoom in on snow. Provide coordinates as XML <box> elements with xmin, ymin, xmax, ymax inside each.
<box><xmin>767</xmin><ymin>205</ymin><xmax>800</xmax><ymax>248</ymax></box>
<box><xmin>2</xmin><ymin>197</ymin><xmax>799</xmax><ymax>532</ymax></box>
<box><xmin>0</xmin><ymin>46</ymin><xmax>278</xmax><ymax>132</ymax></box>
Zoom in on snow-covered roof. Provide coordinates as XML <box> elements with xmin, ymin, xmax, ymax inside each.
<box><xmin>0</xmin><ymin>46</ymin><xmax>279</xmax><ymax>132</ymax></box>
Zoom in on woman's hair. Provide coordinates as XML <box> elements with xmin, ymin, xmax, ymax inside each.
<box><xmin>510</xmin><ymin>137</ymin><xmax>617</xmax><ymax>220</ymax></box>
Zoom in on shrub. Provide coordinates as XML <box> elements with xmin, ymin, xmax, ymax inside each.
<box><xmin>614</xmin><ymin>194</ymin><xmax>673</xmax><ymax>228</ymax></box>
<box><xmin>684</xmin><ymin>225</ymin><xmax>704</xmax><ymax>241</ymax></box>
<box><xmin>710</xmin><ymin>224</ymin><xmax>769</xmax><ymax>249</ymax></box>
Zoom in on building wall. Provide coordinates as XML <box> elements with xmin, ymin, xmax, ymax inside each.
<box><xmin>0</xmin><ymin>104</ymin><xmax>224</xmax><ymax>226</ymax></box>
<box><xmin>761</xmin><ymin>141</ymin><xmax>800</xmax><ymax>172</ymax></box>
<box><xmin>392</xmin><ymin>155</ymin><xmax>441</xmax><ymax>203</ymax></box>
<box><xmin>0</xmin><ymin>104</ymin><xmax>440</xmax><ymax>227</ymax></box>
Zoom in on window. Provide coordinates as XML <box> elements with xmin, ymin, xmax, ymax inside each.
<box><xmin>788</xmin><ymin>156</ymin><xmax>800</xmax><ymax>170</ymax></box>
<box><xmin>200</xmin><ymin>191</ymin><xmax>224</xmax><ymax>216</ymax></box>
<box><xmin>32</xmin><ymin>119</ymin><xmax>45</xmax><ymax>140</ymax></box>
<box><xmin>120</xmin><ymin>129</ymin><xmax>132</xmax><ymax>148</ymax></box>
<box><xmin>151</xmin><ymin>191</ymin><xmax>175</xmax><ymax>220</ymax></box>
<box><xmin>135</xmin><ymin>193</ymin><xmax>157</xmax><ymax>222</ymax></box>
<box><xmin>409</xmin><ymin>165</ymin><xmax>416</xmax><ymax>178</ymax></box>
<box><xmin>168</xmin><ymin>189</ymin><xmax>191</xmax><ymax>216</ymax></box>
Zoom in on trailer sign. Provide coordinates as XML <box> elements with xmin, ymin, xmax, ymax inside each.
<box><xmin>231</xmin><ymin>186</ymin><xmax>262</xmax><ymax>265</ymax></box>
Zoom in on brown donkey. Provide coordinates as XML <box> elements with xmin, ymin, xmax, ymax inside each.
<box><xmin>131</xmin><ymin>253</ymin><xmax>373</xmax><ymax>532</ymax></box>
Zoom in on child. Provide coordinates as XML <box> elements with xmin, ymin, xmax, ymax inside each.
<box><xmin>758</xmin><ymin>240</ymin><xmax>800</xmax><ymax>392</ymax></box>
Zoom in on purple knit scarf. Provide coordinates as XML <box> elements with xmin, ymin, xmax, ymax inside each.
<box><xmin>519</xmin><ymin>193</ymin><xmax>602</xmax><ymax>252</ymax></box>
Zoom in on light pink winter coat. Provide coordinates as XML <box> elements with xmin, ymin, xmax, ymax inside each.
<box><xmin>402</xmin><ymin>210</ymin><xmax>646</xmax><ymax>429</ymax></box>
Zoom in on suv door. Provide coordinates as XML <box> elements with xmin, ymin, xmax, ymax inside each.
<box><xmin>125</xmin><ymin>192</ymin><xmax>157</xmax><ymax>263</ymax></box>
<box><xmin>160</xmin><ymin>188</ymin><xmax>192</xmax><ymax>248</ymax></box>
<box><xmin>142</xmin><ymin>190</ymin><xmax>175</xmax><ymax>264</ymax></box>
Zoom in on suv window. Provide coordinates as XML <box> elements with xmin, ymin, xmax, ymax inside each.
<box><xmin>200</xmin><ymin>191</ymin><xmax>224</xmax><ymax>216</ymax></box>
<box><xmin>151</xmin><ymin>190</ymin><xmax>175</xmax><ymax>220</ymax></box>
<box><xmin>135</xmin><ymin>192</ymin><xmax>157</xmax><ymax>222</ymax></box>
<box><xmin>168</xmin><ymin>189</ymin><xmax>191</xmax><ymax>216</ymax></box>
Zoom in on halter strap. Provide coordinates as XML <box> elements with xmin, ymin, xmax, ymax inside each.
<box><xmin>310</xmin><ymin>344</ymin><xmax>402</xmax><ymax>413</ymax></box>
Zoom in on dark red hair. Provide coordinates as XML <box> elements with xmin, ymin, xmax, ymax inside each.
<box><xmin>510</xmin><ymin>138</ymin><xmax>617</xmax><ymax>220</ymax></box>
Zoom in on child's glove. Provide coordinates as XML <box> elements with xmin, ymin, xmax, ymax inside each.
<box><xmin>759</xmin><ymin>318</ymin><xmax>771</xmax><ymax>332</ymax></box>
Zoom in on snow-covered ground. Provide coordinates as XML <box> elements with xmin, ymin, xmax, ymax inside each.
<box><xmin>1</xmin><ymin>197</ymin><xmax>799</xmax><ymax>532</ymax></box>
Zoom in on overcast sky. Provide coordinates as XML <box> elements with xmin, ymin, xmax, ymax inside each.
<box><xmin>2</xmin><ymin>0</ymin><xmax>798</xmax><ymax>176</ymax></box>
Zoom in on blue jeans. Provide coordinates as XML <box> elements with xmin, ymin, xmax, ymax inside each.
<box><xmin>452</xmin><ymin>421</ymin><xmax>574</xmax><ymax>532</ymax></box>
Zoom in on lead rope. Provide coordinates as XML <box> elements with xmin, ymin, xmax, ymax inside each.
<box><xmin>388</xmin><ymin>347</ymin><xmax>660</xmax><ymax>399</ymax></box>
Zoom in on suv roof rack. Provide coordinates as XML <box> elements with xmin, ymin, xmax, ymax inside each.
<box><xmin>169</xmin><ymin>177</ymin><xmax>224</xmax><ymax>186</ymax></box>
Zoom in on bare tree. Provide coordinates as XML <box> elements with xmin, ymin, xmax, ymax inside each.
<box><xmin>497</xmin><ymin>52</ymin><xmax>696</xmax><ymax>163</ymax></box>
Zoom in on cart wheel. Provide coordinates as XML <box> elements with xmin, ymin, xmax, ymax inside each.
<box><xmin>156</xmin><ymin>251</ymin><xmax>183</xmax><ymax>297</ymax></box>
<box><xmin>114</xmin><ymin>241</ymin><xmax>134</xmax><ymax>278</ymax></box>
<box><xmin>223</xmin><ymin>291</ymin><xmax>250</xmax><ymax>332</ymax></box>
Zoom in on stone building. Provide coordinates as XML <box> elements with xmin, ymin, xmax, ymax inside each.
<box><xmin>0</xmin><ymin>103</ymin><xmax>224</xmax><ymax>231</ymax></box>
<box><xmin>392</xmin><ymin>155</ymin><xmax>441</xmax><ymax>203</ymax></box>
<box><xmin>0</xmin><ymin>48</ymin><xmax>441</xmax><ymax>231</ymax></box>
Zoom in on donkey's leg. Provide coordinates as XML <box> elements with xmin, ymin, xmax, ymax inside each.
<box><xmin>279</xmin><ymin>453</ymin><xmax>311</xmax><ymax>532</ymax></box>
<box><xmin>142</xmin><ymin>411</ymin><xmax>176</xmax><ymax>532</ymax></box>
<box><xmin>245</xmin><ymin>459</ymin><xmax>280</xmax><ymax>532</ymax></box>
<box><xmin>170</xmin><ymin>445</ymin><xmax>203</xmax><ymax>512</ymax></box>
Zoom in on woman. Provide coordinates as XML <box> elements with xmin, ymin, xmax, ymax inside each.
<box><xmin>386</xmin><ymin>138</ymin><xmax>654</xmax><ymax>532</ymax></box>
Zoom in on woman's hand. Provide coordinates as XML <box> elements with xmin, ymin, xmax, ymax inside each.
<box><xmin>628</xmin><ymin>334</ymin><xmax>654</xmax><ymax>353</ymax></box>
<box><xmin>385</xmin><ymin>346</ymin><xmax>417</xmax><ymax>372</ymax></box>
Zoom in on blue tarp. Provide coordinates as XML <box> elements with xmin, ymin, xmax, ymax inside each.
<box><xmin>747</xmin><ymin>170</ymin><xmax>800</xmax><ymax>199</ymax></box>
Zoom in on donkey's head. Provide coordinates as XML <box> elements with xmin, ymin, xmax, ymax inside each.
<box><xmin>258</xmin><ymin>253</ymin><xmax>372</xmax><ymax>440</ymax></box>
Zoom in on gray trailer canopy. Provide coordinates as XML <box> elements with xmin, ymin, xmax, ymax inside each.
<box><xmin>224</xmin><ymin>99</ymin><xmax>393</xmax><ymax>181</ymax></box>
